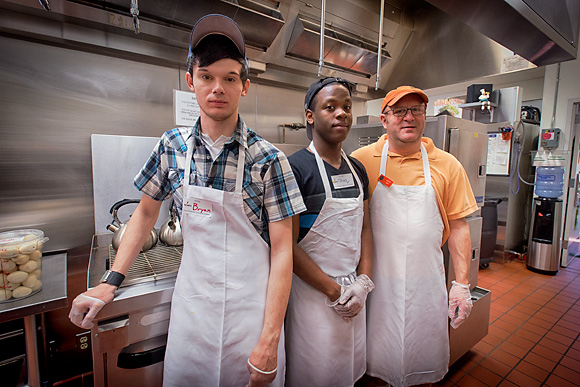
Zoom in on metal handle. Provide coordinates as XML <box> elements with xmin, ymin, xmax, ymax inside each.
<box><xmin>479</xmin><ymin>164</ymin><xmax>486</xmax><ymax>177</ymax></box>
<box><xmin>117</xmin><ymin>345</ymin><xmax>166</xmax><ymax>369</ymax></box>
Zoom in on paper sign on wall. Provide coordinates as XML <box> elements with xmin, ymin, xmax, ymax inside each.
<box><xmin>174</xmin><ymin>89</ymin><xmax>200</xmax><ymax>126</ymax></box>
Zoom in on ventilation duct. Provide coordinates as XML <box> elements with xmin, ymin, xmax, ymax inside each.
<box><xmin>69</xmin><ymin>0</ymin><xmax>285</xmax><ymax>50</ymax></box>
<box><xmin>286</xmin><ymin>15</ymin><xmax>391</xmax><ymax>77</ymax></box>
<box><xmin>426</xmin><ymin>0</ymin><xmax>580</xmax><ymax>66</ymax></box>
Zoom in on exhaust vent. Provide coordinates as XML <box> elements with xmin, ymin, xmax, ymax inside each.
<box><xmin>286</xmin><ymin>15</ymin><xmax>391</xmax><ymax>77</ymax></box>
<box><xmin>426</xmin><ymin>0</ymin><xmax>579</xmax><ymax>66</ymax></box>
<box><xmin>69</xmin><ymin>0</ymin><xmax>285</xmax><ymax>50</ymax></box>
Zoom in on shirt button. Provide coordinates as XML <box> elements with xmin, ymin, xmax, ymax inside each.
<box><xmin>206</xmin><ymin>155</ymin><xmax>211</xmax><ymax>160</ymax></box>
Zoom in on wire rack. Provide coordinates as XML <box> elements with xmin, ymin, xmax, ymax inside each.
<box><xmin>109</xmin><ymin>244</ymin><xmax>183</xmax><ymax>287</ymax></box>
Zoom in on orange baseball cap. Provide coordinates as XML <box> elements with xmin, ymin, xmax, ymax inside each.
<box><xmin>381</xmin><ymin>86</ymin><xmax>429</xmax><ymax>113</ymax></box>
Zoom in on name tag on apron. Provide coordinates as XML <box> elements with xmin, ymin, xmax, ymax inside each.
<box><xmin>331</xmin><ymin>173</ymin><xmax>355</xmax><ymax>189</ymax></box>
<box><xmin>183</xmin><ymin>198</ymin><xmax>213</xmax><ymax>217</ymax></box>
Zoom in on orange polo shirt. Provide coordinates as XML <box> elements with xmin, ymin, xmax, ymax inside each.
<box><xmin>351</xmin><ymin>134</ymin><xmax>477</xmax><ymax>244</ymax></box>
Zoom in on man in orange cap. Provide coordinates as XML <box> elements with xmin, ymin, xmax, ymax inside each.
<box><xmin>352</xmin><ymin>86</ymin><xmax>477</xmax><ymax>387</ymax></box>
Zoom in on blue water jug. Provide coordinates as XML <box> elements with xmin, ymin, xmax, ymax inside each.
<box><xmin>535</xmin><ymin>166</ymin><xmax>565</xmax><ymax>198</ymax></box>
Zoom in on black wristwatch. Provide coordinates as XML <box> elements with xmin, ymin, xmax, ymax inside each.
<box><xmin>100</xmin><ymin>270</ymin><xmax>125</xmax><ymax>289</ymax></box>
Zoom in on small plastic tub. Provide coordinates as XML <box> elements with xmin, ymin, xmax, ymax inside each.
<box><xmin>0</xmin><ymin>229</ymin><xmax>48</xmax><ymax>302</ymax></box>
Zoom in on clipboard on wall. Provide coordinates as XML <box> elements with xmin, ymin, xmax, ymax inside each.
<box><xmin>486</xmin><ymin>132</ymin><xmax>512</xmax><ymax>176</ymax></box>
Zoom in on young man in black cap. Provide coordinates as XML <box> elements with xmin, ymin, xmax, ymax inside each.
<box><xmin>284</xmin><ymin>77</ymin><xmax>374</xmax><ymax>386</ymax></box>
<box><xmin>69</xmin><ymin>14</ymin><xmax>305</xmax><ymax>387</ymax></box>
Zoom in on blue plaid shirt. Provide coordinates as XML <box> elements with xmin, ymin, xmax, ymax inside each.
<box><xmin>134</xmin><ymin>117</ymin><xmax>306</xmax><ymax>243</ymax></box>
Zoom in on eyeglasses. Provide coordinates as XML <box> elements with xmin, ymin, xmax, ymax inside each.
<box><xmin>385</xmin><ymin>105</ymin><xmax>426</xmax><ymax>117</ymax></box>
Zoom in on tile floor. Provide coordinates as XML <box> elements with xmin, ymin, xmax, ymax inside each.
<box><xmin>435</xmin><ymin>255</ymin><xmax>580</xmax><ymax>387</ymax></box>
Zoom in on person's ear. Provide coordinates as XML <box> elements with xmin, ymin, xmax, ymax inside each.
<box><xmin>241</xmin><ymin>79</ymin><xmax>250</xmax><ymax>96</ymax></box>
<box><xmin>306</xmin><ymin>109</ymin><xmax>314</xmax><ymax>127</ymax></box>
<box><xmin>380</xmin><ymin>113</ymin><xmax>388</xmax><ymax>128</ymax></box>
<box><xmin>186</xmin><ymin>72</ymin><xmax>194</xmax><ymax>92</ymax></box>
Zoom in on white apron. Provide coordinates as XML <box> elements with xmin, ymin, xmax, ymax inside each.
<box><xmin>366</xmin><ymin>141</ymin><xmax>448</xmax><ymax>387</ymax></box>
<box><xmin>285</xmin><ymin>143</ymin><xmax>366</xmax><ymax>387</ymax></box>
<box><xmin>163</xmin><ymin>129</ymin><xmax>284</xmax><ymax>387</ymax></box>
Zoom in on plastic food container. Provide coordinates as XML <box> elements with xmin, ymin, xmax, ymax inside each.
<box><xmin>0</xmin><ymin>229</ymin><xmax>48</xmax><ymax>302</ymax></box>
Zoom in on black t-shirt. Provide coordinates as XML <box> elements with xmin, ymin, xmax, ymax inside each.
<box><xmin>288</xmin><ymin>148</ymin><xmax>370</xmax><ymax>242</ymax></box>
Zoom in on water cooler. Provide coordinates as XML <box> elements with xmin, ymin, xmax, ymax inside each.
<box><xmin>527</xmin><ymin>151</ymin><xmax>565</xmax><ymax>274</ymax></box>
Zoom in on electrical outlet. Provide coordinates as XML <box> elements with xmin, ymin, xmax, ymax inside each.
<box><xmin>75</xmin><ymin>331</ymin><xmax>91</xmax><ymax>353</ymax></box>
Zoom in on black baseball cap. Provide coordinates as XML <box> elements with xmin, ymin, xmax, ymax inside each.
<box><xmin>188</xmin><ymin>14</ymin><xmax>246</xmax><ymax>59</ymax></box>
<box><xmin>304</xmin><ymin>77</ymin><xmax>355</xmax><ymax>140</ymax></box>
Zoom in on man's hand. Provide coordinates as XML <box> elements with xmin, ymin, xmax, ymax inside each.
<box><xmin>68</xmin><ymin>284</ymin><xmax>116</xmax><ymax>329</ymax></box>
<box><xmin>245</xmin><ymin>346</ymin><xmax>277</xmax><ymax>387</ymax></box>
<box><xmin>333</xmin><ymin>274</ymin><xmax>374</xmax><ymax>319</ymax></box>
<box><xmin>448</xmin><ymin>280</ymin><xmax>473</xmax><ymax>329</ymax></box>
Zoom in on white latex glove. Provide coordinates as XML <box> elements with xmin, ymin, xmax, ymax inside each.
<box><xmin>69</xmin><ymin>293</ymin><xmax>106</xmax><ymax>329</ymax></box>
<box><xmin>333</xmin><ymin>274</ymin><xmax>375</xmax><ymax>319</ymax></box>
<box><xmin>448</xmin><ymin>280</ymin><xmax>473</xmax><ymax>329</ymax></box>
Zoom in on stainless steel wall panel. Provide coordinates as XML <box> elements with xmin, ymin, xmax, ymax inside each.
<box><xmin>0</xmin><ymin>36</ymin><xmax>180</xmax><ymax>251</ymax></box>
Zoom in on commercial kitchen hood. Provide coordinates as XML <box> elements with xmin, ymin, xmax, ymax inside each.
<box><xmin>1</xmin><ymin>0</ymin><xmax>578</xmax><ymax>93</ymax></box>
<box><xmin>69</xmin><ymin>0</ymin><xmax>285</xmax><ymax>51</ymax></box>
<box><xmin>286</xmin><ymin>15</ymin><xmax>390</xmax><ymax>77</ymax></box>
<box><xmin>426</xmin><ymin>0</ymin><xmax>580</xmax><ymax>66</ymax></box>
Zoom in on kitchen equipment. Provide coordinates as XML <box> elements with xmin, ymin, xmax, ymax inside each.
<box><xmin>107</xmin><ymin>199</ymin><xmax>158</xmax><ymax>252</ymax></box>
<box><xmin>521</xmin><ymin>106</ymin><xmax>541</xmax><ymax>123</ymax></box>
<box><xmin>87</xmin><ymin>233</ymin><xmax>179</xmax><ymax>387</ymax></box>
<box><xmin>528</xmin><ymin>197</ymin><xmax>562</xmax><ymax>274</ymax></box>
<box><xmin>0</xmin><ymin>229</ymin><xmax>48</xmax><ymax>302</ymax></box>
<box><xmin>158</xmin><ymin>202</ymin><xmax>183</xmax><ymax>246</ymax></box>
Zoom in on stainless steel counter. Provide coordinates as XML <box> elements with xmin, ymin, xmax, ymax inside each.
<box><xmin>0</xmin><ymin>252</ymin><xmax>67</xmax><ymax>387</ymax></box>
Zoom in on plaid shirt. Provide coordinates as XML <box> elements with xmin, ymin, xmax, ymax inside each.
<box><xmin>134</xmin><ymin>117</ymin><xmax>306</xmax><ymax>243</ymax></box>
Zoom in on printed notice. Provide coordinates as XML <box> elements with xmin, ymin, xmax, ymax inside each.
<box><xmin>174</xmin><ymin>89</ymin><xmax>200</xmax><ymax>126</ymax></box>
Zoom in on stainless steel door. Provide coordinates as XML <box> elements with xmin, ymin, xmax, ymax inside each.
<box><xmin>425</xmin><ymin>116</ymin><xmax>488</xmax><ymax>207</ymax></box>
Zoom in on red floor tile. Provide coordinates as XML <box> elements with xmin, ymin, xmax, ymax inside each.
<box><xmin>479</xmin><ymin>357</ymin><xmax>512</xmax><ymax>377</ymax></box>
<box><xmin>468</xmin><ymin>364</ymin><xmax>503</xmax><ymax>386</ymax></box>
<box><xmin>531</xmin><ymin>343</ymin><xmax>564</xmax><ymax>362</ymax></box>
<box><xmin>505</xmin><ymin>369</ymin><xmax>542</xmax><ymax>387</ymax></box>
<box><xmin>488</xmin><ymin>348</ymin><xmax>520</xmax><ymax>368</ymax></box>
<box><xmin>552</xmin><ymin>364</ymin><xmax>580</xmax><ymax>384</ymax></box>
<box><xmin>497</xmin><ymin>379</ymin><xmax>518</xmax><ymax>387</ymax></box>
<box><xmin>544</xmin><ymin>374</ymin><xmax>579</xmax><ymax>387</ymax></box>
<box><xmin>482</xmin><ymin>333</ymin><xmax>504</xmax><ymax>347</ymax></box>
<box><xmin>514</xmin><ymin>360</ymin><xmax>550</xmax><ymax>382</ymax></box>
<box><xmin>498</xmin><ymin>341</ymin><xmax>529</xmax><ymax>359</ymax></box>
<box><xmin>505</xmin><ymin>334</ymin><xmax>535</xmax><ymax>351</ymax></box>
<box><xmin>560</xmin><ymin>355</ymin><xmax>580</xmax><ymax>374</ymax></box>
<box><xmin>512</xmin><ymin>328</ymin><xmax>543</xmax><ymax>343</ymax></box>
<box><xmin>524</xmin><ymin>351</ymin><xmax>557</xmax><ymax>372</ymax></box>
<box><xmin>545</xmin><ymin>330</ymin><xmax>576</xmax><ymax>347</ymax></box>
<box><xmin>538</xmin><ymin>337</ymin><xmax>571</xmax><ymax>354</ymax></box>
<box><xmin>455</xmin><ymin>374</ymin><xmax>490</xmax><ymax>387</ymax></box>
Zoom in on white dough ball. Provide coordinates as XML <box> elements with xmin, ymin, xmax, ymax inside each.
<box><xmin>7</xmin><ymin>271</ymin><xmax>28</xmax><ymax>284</ymax></box>
<box><xmin>22</xmin><ymin>274</ymin><xmax>38</xmax><ymax>288</ymax></box>
<box><xmin>0</xmin><ymin>273</ymin><xmax>9</xmax><ymax>287</ymax></box>
<box><xmin>0</xmin><ymin>289</ymin><xmax>12</xmax><ymax>301</ymax></box>
<box><xmin>23</xmin><ymin>234</ymin><xmax>37</xmax><ymax>241</ymax></box>
<box><xmin>18</xmin><ymin>241</ymin><xmax>37</xmax><ymax>254</ymax></box>
<box><xmin>12</xmin><ymin>254</ymin><xmax>30</xmax><ymax>265</ymax></box>
<box><xmin>1</xmin><ymin>282</ymin><xmax>19</xmax><ymax>291</ymax></box>
<box><xmin>12</xmin><ymin>286</ymin><xmax>32</xmax><ymax>298</ymax></box>
<box><xmin>0</xmin><ymin>247</ymin><xmax>18</xmax><ymax>259</ymax></box>
<box><xmin>0</xmin><ymin>259</ymin><xmax>16</xmax><ymax>272</ymax></box>
<box><xmin>30</xmin><ymin>280</ymin><xmax>42</xmax><ymax>292</ymax></box>
<box><xmin>19</xmin><ymin>260</ymin><xmax>38</xmax><ymax>273</ymax></box>
<box><xmin>29</xmin><ymin>250</ymin><xmax>42</xmax><ymax>261</ymax></box>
